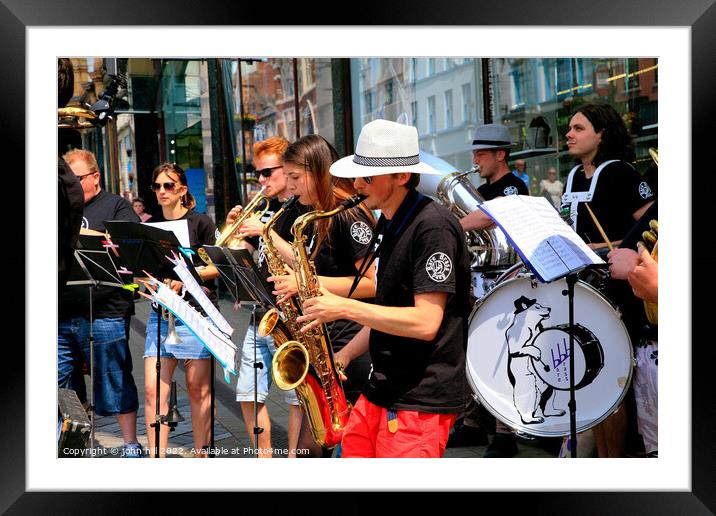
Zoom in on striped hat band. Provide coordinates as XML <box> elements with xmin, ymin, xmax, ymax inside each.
<box><xmin>353</xmin><ymin>154</ymin><xmax>420</xmax><ymax>167</ymax></box>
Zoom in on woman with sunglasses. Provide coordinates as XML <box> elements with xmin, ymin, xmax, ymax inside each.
<box><xmin>266</xmin><ymin>134</ymin><xmax>377</xmax><ymax>457</ymax></box>
<box><xmin>143</xmin><ymin>162</ymin><xmax>220</xmax><ymax>458</ymax></box>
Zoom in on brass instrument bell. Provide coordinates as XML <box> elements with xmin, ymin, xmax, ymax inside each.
<box><xmin>162</xmin><ymin>279</ymin><xmax>183</xmax><ymax>345</ymax></box>
<box><xmin>163</xmin><ymin>380</ymin><xmax>184</xmax><ymax>427</ymax></box>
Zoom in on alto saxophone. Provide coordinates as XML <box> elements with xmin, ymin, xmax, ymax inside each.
<box><xmin>271</xmin><ymin>194</ymin><xmax>366</xmax><ymax>448</ymax></box>
<box><xmin>258</xmin><ymin>196</ymin><xmax>304</xmax><ymax>347</ymax></box>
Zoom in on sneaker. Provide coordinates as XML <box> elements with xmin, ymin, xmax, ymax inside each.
<box><xmin>122</xmin><ymin>442</ymin><xmax>144</xmax><ymax>458</ymax></box>
<box><xmin>446</xmin><ymin>424</ymin><xmax>489</xmax><ymax>448</ymax></box>
<box><xmin>483</xmin><ymin>432</ymin><xmax>518</xmax><ymax>458</ymax></box>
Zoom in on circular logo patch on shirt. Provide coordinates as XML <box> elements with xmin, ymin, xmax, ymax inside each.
<box><xmin>350</xmin><ymin>221</ymin><xmax>373</xmax><ymax>245</ymax></box>
<box><xmin>425</xmin><ymin>252</ymin><xmax>453</xmax><ymax>283</ymax></box>
<box><xmin>638</xmin><ymin>181</ymin><xmax>653</xmax><ymax>199</ymax></box>
<box><xmin>503</xmin><ymin>186</ymin><xmax>519</xmax><ymax>196</ymax></box>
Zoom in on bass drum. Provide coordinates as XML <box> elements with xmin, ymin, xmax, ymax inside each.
<box><xmin>466</xmin><ymin>272</ymin><xmax>633</xmax><ymax>437</ymax></box>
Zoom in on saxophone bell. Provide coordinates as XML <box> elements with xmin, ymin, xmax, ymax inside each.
<box><xmin>272</xmin><ymin>340</ymin><xmax>310</xmax><ymax>390</ymax></box>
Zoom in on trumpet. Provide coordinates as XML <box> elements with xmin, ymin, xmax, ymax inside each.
<box><xmin>216</xmin><ymin>187</ymin><xmax>271</xmax><ymax>248</ymax></box>
<box><xmin>162</xmin><ymin>279</ymin><xmax>182</xmax><ymax>345</ymax></box>
<box><xmin>198</xmin><ymin>187</ymin><xmax>270</xmax><ymax>265</ymax></box>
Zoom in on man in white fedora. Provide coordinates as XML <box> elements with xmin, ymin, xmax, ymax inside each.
<box><xmin>296</xmin><ymin>119</ymin><xmax>471</xmax><ymax>458</ymax></box>
<box><xmin>460</xmin><ymin>123</ymin><xmax>528</xmax><ymax>232</ymax></box>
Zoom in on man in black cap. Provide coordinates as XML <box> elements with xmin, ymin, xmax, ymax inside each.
<box><xmin>451</xmin><ymin>123</ymin><xmax>528</xmax><ymax>457</ymax></box>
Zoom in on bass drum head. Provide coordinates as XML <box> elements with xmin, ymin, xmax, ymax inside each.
<box><xmin>466</xmin><ymin>276</ymin><xmax>633</xmax><ymax>438</ymax></box>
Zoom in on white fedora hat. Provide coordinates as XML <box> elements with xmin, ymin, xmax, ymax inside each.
<box><xmin>330</xmin><ymin>119</ymin><xmax>441</xmax><ymax>178</ymax></box>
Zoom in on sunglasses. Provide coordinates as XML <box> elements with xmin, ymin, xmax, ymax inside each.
<box><xmin>255</xmin><ymin>165</ymin><xmax>282</xmax><ymax>178</ymax></box>
<box><xmin>151</xmin><ymin>181</ymin><xmax>177</xmax><ymax>192</ymax></box>
<box><xmin>352</xmin><ymin>176</ymin><xmax>372</xmax><ymax>184</ymax></box>
<box><xmin>76</xmin><ymin>172</ymin><xmax>97</xmax><ymax>181</ymax></box>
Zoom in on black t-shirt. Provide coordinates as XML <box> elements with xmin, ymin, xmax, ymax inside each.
<box><xmin>305</xmin><ymin>208</ymin><xmax>375</xmax><ymax>348</ymax></box>
<box><xmin>609</xmin><ymin>200</ymin><xmax>659</xmax><ymax>340</ymax></box>
<box><xmin>621</xmin><ymin>201</ymin><xmax>658</xmax><ymax>251</ymax></box>
<box><xmin>59</xmin><ymin>190</ymin><xmax>139</xmax><ymax>320</ymax></box>
<box><xmin>478</xmin><ymin>171</ymin><xmax>529</xmax><ymax>200</ymax></box>
<box><xmin>565</xmin><ymin>161</ymin><xmax>655</xmax><ymax>245</ymax></box>
<box><xmin>150</xmin><ymin>209</ymin><xmax>219</xmax><ymax>313</ymax></box>
<box><xmin>246</xmin><ymin>197</ymin><xmax>308</xmax><ymax>278</ymax></box>
<box><xmin>364</xmin><ymin>192</ymin><xmax>471</xmax><ymax>413</ymax></box>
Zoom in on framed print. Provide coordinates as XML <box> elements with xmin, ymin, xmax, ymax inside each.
<box><xmin>3</xmin><ymin>0</ymin><xmax>713</xmax><ymax>512</ymax></box>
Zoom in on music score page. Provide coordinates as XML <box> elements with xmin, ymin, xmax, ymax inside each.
<box><xmin>478</xmin><ymin>195</ymin><xmax>603</xmax><ymax>282</ymax></box>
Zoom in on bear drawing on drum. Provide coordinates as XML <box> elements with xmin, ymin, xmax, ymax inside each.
<box><xmin>505</xmin><ymin>296</ymin><xmax>566</xmax><ymax>424</ymax></box>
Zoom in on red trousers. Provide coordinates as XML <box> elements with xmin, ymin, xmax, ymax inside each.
<box><xmin>341</xmin><ymin>395</ymin><xmax>457</xmax><ymax>458</ymax></box>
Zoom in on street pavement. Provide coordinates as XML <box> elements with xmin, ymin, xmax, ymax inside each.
<box><xmin>89</xmin><ymin>293</ymin><xmax>559</xmax><ymax>459</ymax></box>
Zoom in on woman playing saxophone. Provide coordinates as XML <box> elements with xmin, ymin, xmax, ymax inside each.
<box><xmin>267</xmin><ymin>134</ymin><xmax>377</xmax><ymax>457</ymax></box>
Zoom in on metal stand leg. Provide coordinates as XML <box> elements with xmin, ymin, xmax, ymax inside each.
<box><xmin>88</xmin><ymin>285</ymin><xmax>96</xmax><ymax>456</ymax></box>
<box><xmin>152</xmin><ymin>309</ymin><xmax>162</xmax><ymax>458</ymax></box>
<box><xmin>251</xmin><ymin>304</ymin><xmax>263</xmax><ymax>458</ymax></box>
<box><xmin>210</xmin><ymin>357</ymin><xmax>215</xmax><ymax>457</ymax></box>
<box><xmin>566</xmin><ymin>273</ymin><xmax>578</xmax><ymax>458</ymax></box>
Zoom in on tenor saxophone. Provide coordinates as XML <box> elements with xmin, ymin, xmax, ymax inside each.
<box><xmin>271</xmin><ymin>194</ymin><xmax>366</xmax><ymax>448</ymax></box>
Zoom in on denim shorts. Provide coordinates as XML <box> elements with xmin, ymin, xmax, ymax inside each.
<box><xmin>235</xmin><ymin>326</ymin><xmax>298</xmax><ymax>406</ymax></box>
<box><xmin>58</xmin><ymin>317</ymin><xmax>139</xmax><ymax>417</ymax></box>
<box><xmin>144</xmin><ymin>311</ymin><xmax>211</xmax><ymax>360</ymax></box>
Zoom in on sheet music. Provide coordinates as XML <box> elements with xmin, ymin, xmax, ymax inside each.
<box><xmin>167</xmin><ymin>251</ymin><xmax>234</xmax><ymax>338</ymax></box>
<box><xmin>149</xmin><ymin>279</ymin><xmax>237</xmax><ymax>379</ymax></box>
<box><xmin>144</xmin><ymin>219</ymin><xmax>191</xmax><ymax>248</ymax></box>
<box><xmin>478</xmin><ymin>195</ymin><xmax>602</xmax><ymax>282</ymax></box>
<box><xmin>66</xmin><ymin>234</ymin><xmax>131</xmax><ymax>288</ymax></box>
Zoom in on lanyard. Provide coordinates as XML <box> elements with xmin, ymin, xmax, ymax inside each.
<box><xmin>346</xmin><ymin>190</ymin><xmax>430</xmax><ymax>299</ymax></box>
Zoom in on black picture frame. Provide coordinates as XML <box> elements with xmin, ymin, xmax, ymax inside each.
<box><xmin>5</xmin><ymin>0</ymin><xmax>712</xmax><ymax>512</ymax></box>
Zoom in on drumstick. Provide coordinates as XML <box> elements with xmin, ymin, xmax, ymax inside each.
<box><xmin>584</xmin><ymin>203</ymin><xmax>613</xmax><ymax>251</ymax></box>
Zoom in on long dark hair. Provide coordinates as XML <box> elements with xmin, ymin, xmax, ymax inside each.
<box><xmin>283</xmin><ymin>134</ymin><xmax>374</xmax><ymax>256</ymax></box>
<box><xmin>574</xmin><ymin>103</ymin><xmax>635</xmax><ymax>165</ymax></box>
<box><xmin>151</xmin><ymin>162</ymin><xmax>196</xmax><ymax>209</ymax></box>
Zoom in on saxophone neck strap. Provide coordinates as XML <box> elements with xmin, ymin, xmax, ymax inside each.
<box><xmin>347</xmin><ymin>189</ymin><xmax>431</xmax><ymax>299</ymax></box>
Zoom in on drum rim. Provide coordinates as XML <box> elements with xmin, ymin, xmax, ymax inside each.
<box><xmin>466</xmin><ymin>273</ymin><xmax>635</xmax><ymax>438</ymax></box>
<box><xmin>468</xmin><ymin>272</ymin><xmax>629</xmax><ymax>328</ymax></box>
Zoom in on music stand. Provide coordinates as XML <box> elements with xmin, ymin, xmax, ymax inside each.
<box><xmin>65</xmin><ymin>231</ymin><xmax>135</xmax><ymax>455</ymax></box>
<box><xmin>202</xmin><ymin>246</ymin><xmax>277</xmax><ymax>457</ymax></box>
<box><xmin>104</xmin><ymin>220</ymin><xmax>201</xmax><ymax>458</ymax></box>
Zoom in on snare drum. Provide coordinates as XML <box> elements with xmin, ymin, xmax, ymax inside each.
<box><xmin>466</xmin><ymin>273</ymin><xmax>633</xmax><ymax>437</ymax></box>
